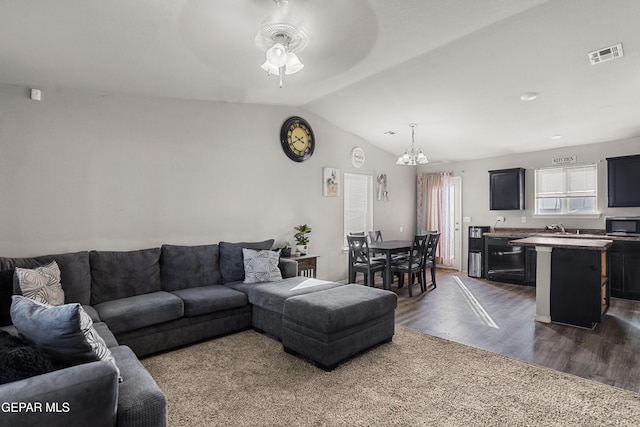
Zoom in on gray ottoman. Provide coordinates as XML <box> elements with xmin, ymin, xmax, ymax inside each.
<box><xmin>282</xmin><ymin>284</ymin><xmax>397</xmax><ymax>371</ymax></box>
<box><xmin>248</xmin><ymin>277</ymin><xmax>343</xmax><ymax>340</ymax></box>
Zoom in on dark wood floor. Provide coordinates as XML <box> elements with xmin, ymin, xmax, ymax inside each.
<box><xmin>358</xmin><ymin>269</ymin><xmax>640</xmax><ymax>393</ymax></box>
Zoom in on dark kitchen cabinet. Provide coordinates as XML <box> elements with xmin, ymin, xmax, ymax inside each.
<box><xmin>608</xmin><ymin>241</ymin><xmax>640</xmax><ymax>300</ymax></box>
<box><xmin>550</xmin><ymin>248</ymin><xmax>608</xmax><ymax>328</ymax></box>
<box><xmin>489</xmin><ymin>168</ymin><xmax>525</xmax><ymax>210</ymax></box>
<box><xmin>607</xmin><ymin>154</ymin><xmax>640</xmax><ymax>207</ymax></box>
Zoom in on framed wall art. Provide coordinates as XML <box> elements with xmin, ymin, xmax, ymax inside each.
<box><xmin>323</xmin><ymin>167</ymin><xmax>340</xmax><ymax>197</ymax></box>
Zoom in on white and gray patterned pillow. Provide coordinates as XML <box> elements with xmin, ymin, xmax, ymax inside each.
<box><xmin>78</xmin><ymin>306</ymin><xmax>122</xmax><ymax>382</ymax></box>
<box><xmin>15</xmin><ymin>261</ymin><xmax>65</xmax><ymax>306</ymax></box>
<box><xmin>243</xmin><ymin>248</ymin><xmax>282</xmax><ymax>284</ymax></box>
<box><xmin>10</xmin><ymin>295</ymin><xmax>122</xmax><ymax>382</ymax></box>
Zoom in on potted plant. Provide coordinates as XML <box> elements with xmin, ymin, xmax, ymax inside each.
<box><xmin>293</xmin><ymin>224</ymin><xmax>312</xmax><ymax>255</ymax></box>
<box><xmin>281</xmin><ymin>241</ymin><xmax>291</xmax><ymax>258</ymax></box>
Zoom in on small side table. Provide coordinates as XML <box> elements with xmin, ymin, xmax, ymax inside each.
<box><xmin>288</xmin><ymin>254</ymin><xmax>319</xmax><ymax>278</ymax></box>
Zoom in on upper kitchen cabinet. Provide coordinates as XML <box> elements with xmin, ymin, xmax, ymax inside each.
<box><xmin>607</xmin><ymin>154</ymin><xmax>640</xmax><ymax>207</ymax></box>
<box><xmin>489</xmin><ymin>168</ymin><xmax>525</xmax><ymax>210</ymax></box>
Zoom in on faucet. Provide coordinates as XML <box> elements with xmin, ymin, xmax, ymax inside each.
<box><xmin>545</xmin><ymin>223</ymin><xmax>565</xmax><ymax>233</ymax></box>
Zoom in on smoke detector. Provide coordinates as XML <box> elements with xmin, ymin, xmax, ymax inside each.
<box><xmin>588</xmin><ymin>43</ymin><xmax>624</xmax><ymax>65</ymax></box>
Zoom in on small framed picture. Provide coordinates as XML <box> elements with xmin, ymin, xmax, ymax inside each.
<box><xmin>323</xmin><ymin>167</ymin><xmax>340</xmax><ymax>197</ymax></box>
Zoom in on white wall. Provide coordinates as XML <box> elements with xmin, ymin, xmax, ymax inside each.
<box><xmin>0</xmin><ymin>84</ymin><xmax>416</xmax><ymax>281</ymax></box>
<box><xmin>419</xmin><ymin>137</ymin><xmax>640</xmax><ymax>271</ymax></box>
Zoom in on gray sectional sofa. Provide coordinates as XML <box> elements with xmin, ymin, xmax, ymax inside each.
<box><xmin>0</xmin><ymin>239</ymin><xmax>298</xmax><ymax>427</ymax></box>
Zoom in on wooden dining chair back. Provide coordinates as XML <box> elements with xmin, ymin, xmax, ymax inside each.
<box><xmin>347</xmin><ymin>235</ymin><xmax>386</xmax><ymax>288</ymax></box>
<box><xmin>421</xmin><ymin>232</ymin><xmax>441</xmax><ymax>291</ymax></box>
<box><xmin>390</xmin><ymin>234</ymin><xmax>428</xmax><ymax>297</ymax></box>
<box><xmin>368</xmin><ymin>230</ymin><xmax>383</xmax><ymax>244</ymax></box>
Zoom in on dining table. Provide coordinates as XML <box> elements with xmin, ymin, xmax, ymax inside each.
<box><xmin>368</xmin><ymin>240</ymin><xmax>413</xmax><ymax>290</ymax></box>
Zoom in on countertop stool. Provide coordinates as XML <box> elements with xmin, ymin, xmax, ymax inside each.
<box><xmin>281</xmin><ymin>284</ymin><xmax>397</xmax><ymax>371</ymax></box>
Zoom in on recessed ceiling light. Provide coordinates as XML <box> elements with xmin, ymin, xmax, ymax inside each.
<box><xmin>384</xmin><ymin>131</ymin><xmax>396</xmax><ymax>135</ymax></box>
<box><xmin>551</xmin><ymin>135</ymin><xmax>563</xmax><ymax>140</ymax></box>
<box><xmin>520</xmin><ymin>92</ymin><xmax>539</xmax><ymax>101</ymax></box>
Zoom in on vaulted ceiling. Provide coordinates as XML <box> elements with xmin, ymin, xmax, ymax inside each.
<box><xmin>1</xmin><ymin>0</ymin><xmax>639</xmax><ymax>162</ymax></box>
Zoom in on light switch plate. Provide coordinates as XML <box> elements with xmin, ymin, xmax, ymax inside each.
<box><xmin>463</xmin><ymin>217</ymin><xmax>471</xmax><ymax>223</ymax></box>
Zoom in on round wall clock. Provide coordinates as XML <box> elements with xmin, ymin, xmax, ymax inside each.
<box><xmin>351</xmin><ymin>146</ymin><xmax>365</xmax><ymax>168</ymax></box>
<box><xmin>280</xmin><ymin>116</ymin><xmax>315</xmax><ymax>162</ymax></box>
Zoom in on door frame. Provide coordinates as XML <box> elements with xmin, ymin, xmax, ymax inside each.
<box><xmin>452</xmin><ymin>176</ymin><xmax>463</xmax><ymax>271</ymax></box>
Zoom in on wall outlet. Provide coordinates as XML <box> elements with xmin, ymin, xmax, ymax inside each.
<box><xmin>521</xmin><ymin>216</ymin><xmax>527</xmax><ymax>223</ymax></box>
<box><xmin>399</xmin><ymin>226</ymin><xmax>403</xmax><ymax>233</ymax></box>
<box><xmin>496</xmin><ymin>216</ymin><xmax>505</xmax><ymax>223</ymax></box>
<box><xmin>463</xmin><ymin>216</ymin><xmax>472</xmax><ymax>223</ymax></box>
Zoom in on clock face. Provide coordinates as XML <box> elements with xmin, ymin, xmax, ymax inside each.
<box><xmin>280</xmin><ymin>116</ymin><xmax>315</xmax><ymax>162</ymax></box>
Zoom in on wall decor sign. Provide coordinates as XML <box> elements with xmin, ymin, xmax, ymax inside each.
<box><xmin>351</xmin><ymin>147</ymin><xmax>365</xmax><ymax>168</ymax></box>
<box><xmin>323</xmin><ymin>167</ymin><xmax>340</xmax><ymax>197</ymax></box>
<box><xmin>552</xmin><ymin>155</ymin><xmax>577</xmax><ymax>165</ymax></box>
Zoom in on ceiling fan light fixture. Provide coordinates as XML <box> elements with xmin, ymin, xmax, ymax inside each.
<box><xmin>255</xmin><ymin>8</ymin><xmax>308</xmax><ymax>88</ymax></box>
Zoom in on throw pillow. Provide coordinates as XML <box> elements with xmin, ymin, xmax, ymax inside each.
<box><xmin>243</xmin><ymin>248</ymin><xmax>283</xmax><ymax>284</ymax></box>
<box><xmin>10</xmin><ymin>295</ymin><xmax>121</xmax><ymax>381</ymax></box>
<box><xmin>15</xmin><ymin>261</ymin><xmax>65</xmax><ymax>306</ymax></box>
<box><xmin>219</xmin><ymin>240</ymin><xmax>275</xmax><ymax>283</ymax></box>
<box><xmin>0</xmin><ymin>330</ymin><xmax>55</xmax><ymax>384</ymax></box>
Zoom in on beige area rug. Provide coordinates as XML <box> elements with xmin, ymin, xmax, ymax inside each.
<box><xmin>142</xmin><ymin>326</ymin><xmax>640</xmax><ymax>426</ymax></box>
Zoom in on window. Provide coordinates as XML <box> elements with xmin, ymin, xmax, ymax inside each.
<box><xmin>534</xmin><ymin>164</ymin><xmax>597</xmax><ymax>215</ymax></box>
<box><xmin>343</xmin><ymin>173</ymin><xmax>373</xmax><ymax>248</ymax></box>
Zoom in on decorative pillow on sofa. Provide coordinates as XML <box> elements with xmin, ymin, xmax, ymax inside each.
<box><xmin>10</xmin><ymin>296</ymin><xmax>121</xmax><ymax>381</ymax></box>
<box><xmin>242</xmin><ymin>248</ymin><xmax>283</xmax><ymax>284</ymax></box>
<box><xmin>0</xmin><ymin>330</ymin><xmax>55</xmax><ymax>384</ymax></box>
<box><xmin>219</xmin><ymin>240</ymin><xmax>275</xmax><ymax>283</ymax></box>
<box><xmin>15</xmin><ymin>261</ymin><xmax>65</xmax><ymax>306</ymax></box>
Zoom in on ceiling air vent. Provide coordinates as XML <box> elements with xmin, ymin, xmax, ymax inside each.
<box><xmin>588</xmin><ymin>43</ymin><xmax>624</xmax><ymax>65</ymax></box>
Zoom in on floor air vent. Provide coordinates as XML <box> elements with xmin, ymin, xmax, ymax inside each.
<box><xmin>588</xmin><ymin>43</ymin><xmax>624</xmax><ymax>65</ymax></box>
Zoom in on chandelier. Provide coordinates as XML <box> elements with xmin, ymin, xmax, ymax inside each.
<box><xmin>255</xmin><ymin>1</ymin><xmax>308</xmax><ymax>88</ymax></box>
<box><xmin>396</xmin><ymin>123</ymin><xmax>429</xmax><ymax>165</ymax></box>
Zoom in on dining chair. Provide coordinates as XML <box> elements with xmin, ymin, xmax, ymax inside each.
<box><xmin>421</xmin><ymin>232</ymin><xmax>441</xmax><ymax>291</ymax></box>
<box><xmin>347</xmin><ymin>235</ymin><xmax>386</xmax><ymax>288</ymax></box>
<box><xmin>367</xmin><ymin>230</ymin><xmax>388</xmax><ymax>263</ymax></box>
<box><xmin>390</xmin><ymin>234</ymin><xmax>428</xmax><ymax>297</ymax></box>
<box><xmin>368</xmin><ymin>230</ymin><xmax>382</xmax><ymax>244</ymax></box>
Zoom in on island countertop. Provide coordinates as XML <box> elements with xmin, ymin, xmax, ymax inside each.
<box><xmin>508</xmin><ymin>236</ymin><xmax>613</xmax><ymax>251</ymax></box>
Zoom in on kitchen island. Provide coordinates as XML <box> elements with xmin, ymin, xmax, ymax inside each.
<box><xmin>509</xmin><ymin>236</ymin><xmax>612</xmax><ymax>328</ymax></box>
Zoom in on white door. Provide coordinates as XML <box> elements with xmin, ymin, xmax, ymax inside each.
<box><xmin>450</xmin><ymin>176</ymin><xmax>463</xmax><ymax>271</ymax></box>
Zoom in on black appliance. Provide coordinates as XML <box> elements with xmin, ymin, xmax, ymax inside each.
<box><xmin>484</xmin><ymin>236</ymin><xmax>526</xmax><ymax>284</ymax></box>
<box><xmin>606</xmin><ymin>216</ymin><xmax>640</xmax><ymax>237</ymax></box>
<box><xmin>468</xmin><ymin>226</ymin><xmax>490</xmax><ymax>278</ymax></box>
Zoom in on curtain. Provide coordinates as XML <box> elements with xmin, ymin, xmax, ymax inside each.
<box><xmin>417</xmin><ymin>172</ymin><xmax>453</xmax><ymax>267</ymax></box>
